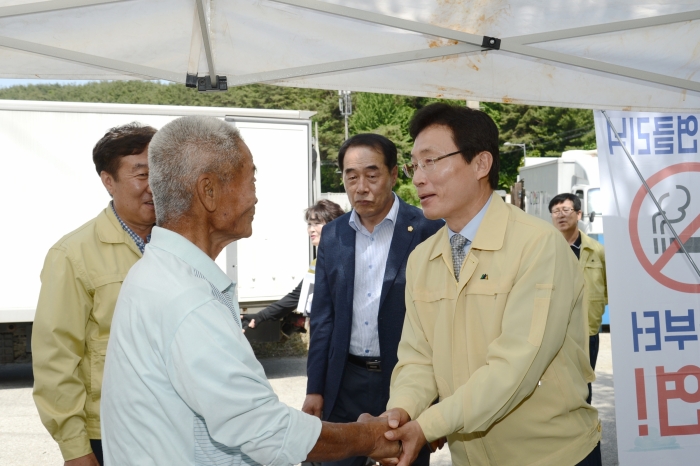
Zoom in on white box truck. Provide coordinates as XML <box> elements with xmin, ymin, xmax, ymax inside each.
<box><xmin>518</xmin><ymin>149</ymin><xmax>610</xmax><ymax>327</ymax></box>
<box><xmin>0</xmin><ymin>99</ymin><xmax>319</xmax><ymax>364</ymax></box>
<box><xmin>518</xmin><ymin>150</ymin><xmax>603</xmax><ymax>241</ymax></box>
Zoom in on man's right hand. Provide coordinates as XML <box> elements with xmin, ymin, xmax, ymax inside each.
<box><xmin>379</xmin><ymin>408</ymin><xmax>445</xmax><ymax>460</ymax></box>
<box><xmin>65</xmin><ymin>452</ymin><xmax>100</xmax><ymax>466</ymax></box>
<box><xmin>302</xmin><ymin>394</ymin><xmax>324</xmax><ymax>418</ymax></box>
<box><xmin>357</xmin><ymin>413</ymin><xmax>402</xmax><ymax>460</ymax></box>
<box><xmin>381</xmin><ymin>407</ymin><xmax>411</xmax><ymax>429</ymax></box>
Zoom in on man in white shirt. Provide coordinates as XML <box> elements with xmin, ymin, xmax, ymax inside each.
<box><xmin>303</xmin><ymin>134</ymin><xmax>443</xmax><ymax>466</ymax></box>
<box><xmin>100</xmin><ymin>116</ymin><xmax>399</xmax><ymax>466</ymax></box>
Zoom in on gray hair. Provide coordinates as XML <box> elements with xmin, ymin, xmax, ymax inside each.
<box><xmin>148</xmin><ymin>116</ymin><xmax>244</xmax><ymax>225</ymax></box>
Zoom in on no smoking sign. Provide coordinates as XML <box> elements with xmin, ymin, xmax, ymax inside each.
<box><xmin>629</xmin><ymin>163</ymin><xmax>700</xmax><ymax>293</ymax></box>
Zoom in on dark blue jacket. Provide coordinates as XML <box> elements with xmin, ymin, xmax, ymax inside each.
<box><xmin>306</xmin><ymin>198</ymin><xmax>444</xmax><ymax>419</ymax></box>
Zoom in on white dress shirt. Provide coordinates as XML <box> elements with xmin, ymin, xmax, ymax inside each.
<box><xmin>101</xmin><ymin>226</ymin><xmax>321</xmax><ymax>466</ymax></box>
<box><xmin>447</xmin><ymin>196</ymin><xmax>492</xmax><ymax>257</ymax></box>
<box><xmin>348</xmin><ymin>194</ymin><xmax>400</xmax><ymax>357</ymax></box>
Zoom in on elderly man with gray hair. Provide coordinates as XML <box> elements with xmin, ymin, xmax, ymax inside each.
<box><xmin>100</xmin><ymin>116</ymin><xmax>399</xmax><ymax>465</ymax></box>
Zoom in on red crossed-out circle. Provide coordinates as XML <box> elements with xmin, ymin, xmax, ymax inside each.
<box><xmin>629</xmin><ymin>162</ymin><xmax>700</xmax><ymax>293</ymax></box>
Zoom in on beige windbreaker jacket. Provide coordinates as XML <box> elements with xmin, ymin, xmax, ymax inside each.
<box><xmin>388</xmin><ymin>194</ymin><xmax>600</xmax><ymax>466</ymax></box>
<box><xmin>32</xmin><ymin>206</ymin><xmax>142</xmax><ymax>460</ymax></box>
<box><xmin>579</xmin><ymin>231</ymin><xmax>608</xmax><ymax>335</ymax></box>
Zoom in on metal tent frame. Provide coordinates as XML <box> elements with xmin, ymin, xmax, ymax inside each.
<box><xmin>1</xmin><ymin>0</ymin><xmax>698</xmax><ymax>94</ymax></box>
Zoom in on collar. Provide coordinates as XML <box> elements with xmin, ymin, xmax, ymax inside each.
<box><xmin>348</xmin><ymin>193</ymin><xmax>400</xmax><ymax>234</ymax></box>
<box><xmin>96</xmin><ymin>204</ymin><xmax>124</xmax><ymax>243</ymax></box>
<box><xmin>571</xmin><ymin>231</ymin><xmax>582</xmax><ymax>250</ymax></box>
<box><xmin>430</xmin><ymin>192</ymin><xmax>507</xmax><ymax>261</ymax></box>
<box><xmin>148</xmin><ymin>226</ymin><xmax>233</xmax><ymax>293</ymax></box>
<box><xmin>111</xmin><ymin>201</ymin><xmax>149</xmax><ymax>253</ymax></box>
<box><xmin>96</xmin><ymin>203</ymin><xmax>142</xmax><ymax>257</ymax></box>
<box><xmin>447</xmin><ymin>195</ymin><xmax>491</xmax><ymax>242</ymax></box>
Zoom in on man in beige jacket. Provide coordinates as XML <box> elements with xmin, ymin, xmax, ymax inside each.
<box><xmin>32</xmin><ymin>123</ymin><xmax>156</xmax><ymax>466</ymax></box>
<box><xmin>549</xmin><ymin>192</ymin><xmax>608</xmax><ymax>405</ymax></box>
<box><xmin>380</xmin><ymin>104</ymin><xmax>601</xmax><ymax>466</ymax></box>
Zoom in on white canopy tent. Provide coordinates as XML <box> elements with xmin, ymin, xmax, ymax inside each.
<box><xmin>0</xmin><ymin>0</ymin><xmax>698</xmax><ymax>112</ymax></box>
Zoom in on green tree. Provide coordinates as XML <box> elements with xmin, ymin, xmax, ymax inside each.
<box><xmin>486</xmin><ymin>103</ymin><xmax>595</xmax><ymax>188</ymax></box>
<box><xmin>345</xmin><ymin>93</ymin><xmax>422</xmax><ymax>204</ymax></box>
<box><xmin>0</xmin><ymin>82</ymin><xmax>595</xmax><ymax>194</ymax></box>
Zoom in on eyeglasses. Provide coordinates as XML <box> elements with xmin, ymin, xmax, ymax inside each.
<box><xmin>551</xmin><ymin>207</ymin><xmax>577</xmax><ymax>216</ymax></box>
<box><xmin>402</xmin><ymin>150</ymin><xmax>462</xmax><ymax>178</ymax></box>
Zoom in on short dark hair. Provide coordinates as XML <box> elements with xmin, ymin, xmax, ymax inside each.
<box><xmin>337</xmin><ymin>133</ymin><xmax>397</xmax><ymax>172</ymax></box>
<box><xmin>548</xmin><ymin>193</ymin><xmax>581</xmax><ymax>212</ymax></box>
<box><xmin>305</xmin><ymin>199</ymin><xmax>345</xmax><ymax>224</ymax></box>
<box><xmin>409</xmin><ymin>103</ymin><xmax>500</xmax><ymax>189</ymax></box>
<box><xmin>93</xmin><ymin>122</ymin><xmax>157</xmax><ymax>179</ymax></box>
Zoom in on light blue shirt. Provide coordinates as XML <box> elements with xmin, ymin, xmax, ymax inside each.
<box><xmin>348</xmin><ymin>193</ymin><xmax>400</xmax><ymax>357</ymax></box>
<box><xmin>101</xmin><ymin>226</ymin><xmax>321</xmax><ymax>466</ymax></box>
<box><xmin>447</xmin><ymin>196</ymin><xmax>492</xmax><ymax>256</ymax></box>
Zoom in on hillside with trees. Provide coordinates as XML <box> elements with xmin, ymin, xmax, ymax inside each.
<box><xmin>0</xmin><ymin>81</ymin><xmax>596</xmax><ymax>204</ymax></box>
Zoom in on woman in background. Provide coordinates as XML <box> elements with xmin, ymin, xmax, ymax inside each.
<box><xmin>241</xmin><ymin>199</ymin><xmax>345</xmax><ymax>334</ymax></box>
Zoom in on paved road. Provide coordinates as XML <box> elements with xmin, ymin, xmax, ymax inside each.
<box><xmin>0</xmin><ymin>333</ymin><xmax>617</xmax><ymax>465</ymax></box>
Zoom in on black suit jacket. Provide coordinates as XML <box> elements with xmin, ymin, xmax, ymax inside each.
<box><xmin>306</xmin><ymin>198</ymin><xmax>443</xmax><ymax>419</ymax></box>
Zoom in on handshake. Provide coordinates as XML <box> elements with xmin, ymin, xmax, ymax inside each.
<box><xmin>304</xmin><ymin>406</ymin><xmax>446</xmax><ymax>466</ymax></box>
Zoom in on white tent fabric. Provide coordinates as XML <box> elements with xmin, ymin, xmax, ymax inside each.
<box><xmin>0</xmin><ymin>0</ymin><xmax>698</xmax><ymax>111</ymax></box>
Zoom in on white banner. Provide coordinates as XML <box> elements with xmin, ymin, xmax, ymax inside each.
<box><xmin>595</xmin><ymin>110</ymin><xmax>700</xmax><ymax>464</ymax></box>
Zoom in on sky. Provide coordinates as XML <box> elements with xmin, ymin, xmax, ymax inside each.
<box><xmin>0</xmin><ymin>79</ymin><xmax>93</xmax><ymax>88</ymax></box>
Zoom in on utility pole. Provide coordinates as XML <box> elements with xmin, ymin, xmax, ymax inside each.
<box><xmin>339</xmin><ymin>90</ymin><xmax>352</xmax><ymax>140</ymax></box>
<box><xmin>504</xmin><ymin>141</ymin><xmax>527</xmax><ymax>158</ymax></box>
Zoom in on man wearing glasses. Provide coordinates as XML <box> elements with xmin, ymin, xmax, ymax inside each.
<box><xmin>304</xmin><ymin>133</ymin><xmax>442</xmax><ymax>466</ymax></box>
<box><xmin>376</xmin><ymin>103</ymin><xmax>601</xmax><ymax>466</ymax></box>
<box><xmin>549</xmin><ymin>193</ymin><xmax>608</xmax><ymax>404</ymax></box>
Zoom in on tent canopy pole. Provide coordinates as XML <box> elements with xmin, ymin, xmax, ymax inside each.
<box><xmin>270</xmin><ymin>0</ymin><xmax>700</xmax><ymax>93</ymax></box>
<box><xmin>196</xmin><ymin>0</ymin><xmax>217</xmax><ymax>83</ymax></box>
<box><xmin>226</xmin><ymin>43</ymin><xmax>482</xmax><ymax>86</ymax></box>
<box><xmin>0</xmin><ymin>35</ymin><xmax>184</xmax><ymax>82</ymax></box>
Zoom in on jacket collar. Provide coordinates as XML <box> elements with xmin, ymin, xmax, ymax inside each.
<box><xmin>579</xmin><ymin>230</ymin><xmax>596</xmax><ymax>250</ymax></box>
<box><xmin>96</xmin><ymin>204</ymin><xmax>142</xmax><ymax>257</ymax></box>
<box><xmin>378</xmin><ymin>199</ymin><xmax>418</xmax><ymax>309</ymax></box>
<box><xmin>578</xmin><ymin>230</ymin><xmax>594</xmax><ymax>264</ymax></box>
<box><xmin>429</xmin><ymin>192</ymin><xmax>507</xmax><ymax>261</ymax></box>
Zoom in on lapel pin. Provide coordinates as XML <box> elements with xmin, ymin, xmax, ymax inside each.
<box><xmin>408</xmin><ymin>226</ymin><xmax>414</xmax><ymax>232</ymax></box>
<box><xmin>480</xmin><ymin>274</ymin><xmax>488</xmax><ymax>280</ymax></box>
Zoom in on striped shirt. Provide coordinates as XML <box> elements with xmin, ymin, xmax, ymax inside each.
<box><xmin>110</xmin><ymin>201</ymin><xmax>150</xmax><ymax>253</ymax></box>
<box><xmin>348</xmin><ymin>194</ymin><xmax>400</xmax><ymax>357</ymax></box>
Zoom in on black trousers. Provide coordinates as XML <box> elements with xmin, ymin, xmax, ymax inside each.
<box><xmin>587</xmin><ymin>333</ymin><xmax>600</xmax><ymax>404</ymax></box>
<box><xmin>323</xmin><ymin>361</ymin><xmax>430</xmax><ymax>466</ymax></box>
<box><xmin>575</xmin><ymin>442</ymin><xmax>602</xmax><ymax>466</ymax></box>
<box><xmin>90</xmin><ymin>439</ymin><xmax>104</xmax><ymax>466</ymax></box>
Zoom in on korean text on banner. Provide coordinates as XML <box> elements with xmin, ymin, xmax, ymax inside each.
<box><xmin>595</xmin><ymin>110</ymin><xmax>700</xmax><ymax>464</ymax></box>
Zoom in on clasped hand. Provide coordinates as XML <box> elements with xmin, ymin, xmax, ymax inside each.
<box><xmin>360</xmin><ymin>408</ymin><xmax>445</xmax><ymax>466</ymax></box>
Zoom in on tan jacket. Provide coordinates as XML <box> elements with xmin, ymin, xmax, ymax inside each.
<box><xmin>579</xmin><ymin>231</ymin><xmax>608</xmax><ymax>335</ymax></box>
<box><xmin>32</xmin><ymin>206</ymin><xmax>142</xmax><ymax>460</ymax></box>
<box><xmin>388</xmin><ymin>194</ymin><xmax>600</xmax><ymax>466</ymax></box>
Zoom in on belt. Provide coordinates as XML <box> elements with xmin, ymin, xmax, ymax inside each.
<box><xmin>347</xmin><ymin>354</ymin><xmax>382</xmax><ymax>372</ymax></box>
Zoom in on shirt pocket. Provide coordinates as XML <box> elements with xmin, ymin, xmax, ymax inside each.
<box><xmin>413</xmin><ymin>282</ymin><xmax>457</xmax><ymax>303</ymax></box>
<box><xmin>412</xmin><ymin>283</ymin><xmax>456</xmax><ymax>344</ymax></box>
<box><xmin>92</xmin><ymin>274</ymin><xmax>127</xmax><ymax>333</ymax></box>
<box><xmin>89</xmin><ymin>338</ymin><xmax>109</xmax><ymax>402</ymax></box>
<box><xmin>464</xmin><ymin>280</ymin><xmax>511</xmax><ymax>343</ymax></box>
<box><xmin>583</xmin><ymin>260</ymin><xmax>606</xmax><ymax>301</ymax></box>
